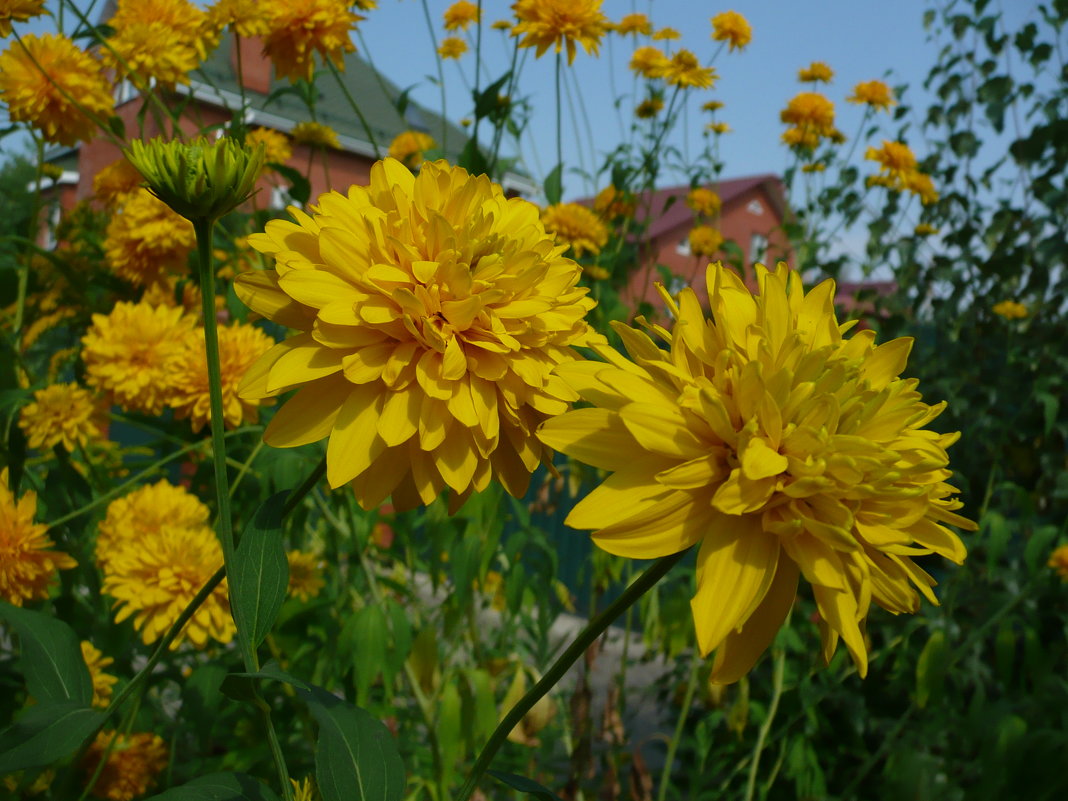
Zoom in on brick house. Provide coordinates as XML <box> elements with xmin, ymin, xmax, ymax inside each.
<box><xmin>37</xmin><ymin>29</ymin><xmax>534</xmax><ymax>240</ymax></box>
<box><xmin>617</xmin><ymin>174</ymin><xmax>792</xmax><ymax>313</ymax></box>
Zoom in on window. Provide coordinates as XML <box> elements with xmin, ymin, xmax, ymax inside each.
<box><xmin>41</xmin><ymin>202</ymin><xmax>61</xmax><ymax>250</ymax></box>
<box><xmin>676</xmin><ymin>236</ymin><xmax>691</xmax><ymax>256</ymax></box>
<box><xmin>747</xmin><ymin>199</ymin><xmax>764</xmax><ymax>216</ymax></box>
<box><xmin>270</xmin><ymin>185</ymin><xmax>301</xmax><ymax>210</ymax></box>
<box><xmin>750</xmin><ymin>232</ymin><xmax>768</xmax><ymax>264</ymax></box>
<box><xmin>667</xmin><ymin>276</ymin><xmax>688</xmax><ymax>295</ymax></box>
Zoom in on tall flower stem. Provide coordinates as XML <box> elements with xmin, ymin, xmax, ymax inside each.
<box><xmin>745</xmin><ymin>640</ymin><xmax>787</xmax><ymax>801</ymax></box>
<box><xmin>456</xmin><ymin>549</ymin><xmax>689</xmax><ymax>801</ymax></box>
<box><xmin>555</xmin><ymin>52</ymin><xmax>563</xmax><ymax>181</ymax></box>
<box><xmin>193</xmin><ymin>219</ymin><xmax>294</xmax><ymax>801</ymax></box>
<box><xmin>657</xmin><ymin>650</ymin><xmax>702</xmax><ymax>801</ymax></box>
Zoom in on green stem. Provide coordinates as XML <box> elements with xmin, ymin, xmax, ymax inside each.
<box><xmin>657</xmin><ymin>650</ymin><xmax>701</xmax><ymax>801</ymax></box>
<box><xmin>456</xmin><ymin>550</ymin><xmax>689</xmax><ymax>801</ymax></box>
<box><xmin>193</xmin><ymin>218</ymin><xmax>293</xmax><ymax>801</ymax></box>
<box><xmin>744</xmin><ymin>641</ymin><xmax>787</xmax><ymax>801</ymax></box>
<box><xmin>555</xmin><ymin>52</ymin><xmax>563</xmax><ymax>185</ymax></box>
<box><xmin>420</xmin><ymin>0</ymin><xmax>448</xmax><ymax>154</ymax></box>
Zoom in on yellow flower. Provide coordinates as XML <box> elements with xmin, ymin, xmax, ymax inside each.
<box><xmin>247</xmin><ymin>126</ymin><xmax>293</xmax><ymax>168</ymax></box>
<box><xmin>80</xmin><ymin>641</ymin><xmax>118</xmax><ymax>708</ymax></box>
<box><xmin>1049</xmin><ymin>544</ymin><xmax>1068</xmax><ymax>580</ymax></box>
<box><xmin>1</xmin><ymin>0</ymin><xmax>46</xmax><ymax>37</ymax></box>
<box><xmin>902</xmin><ymin>169</ymin><xmax>939</xmax><ymax>205</ymax></box>
<box><xmin>798</xmin><ymin>61</ymin><xmax>833</xmax><ymax>83</ymax></box>
<box><xmin>2</xmin><ymin>768</ymin><xmax>53</xmax><ymax>796</ymax></box>
<box><xmin>992</xmin><ymin>300</ymin><xmax>1028</xmax><ymax>320</ymax></box>
<box><xmin>82</xmin><ymin>301</ymin><xmax>196</xmax><ymax>416</ymax></box>
<box><xmin>236</xmin><ymin>158</ymin><xmax>601</xmax><ymax>510</ymax></box>
<box><xmin>802</xmin><ymin>162</ymin><xmax>826</xmax><ymax>173</ymax></box>
<box><xmin>705</xmin><ymin>121</ymin><xmax>731</xmax><ymax>134</ymax></box>
<box><xmin>291</xmin><ymin>777</ymin><xmax>319</xmax><ymax>801</ymax></box>
<box><xmin>629</xmin><ymin>45</ymin><xmax>668</xmax><ymax>78</ymax></box>
<box><xmin>914</xmin><ymin>223</ymin><xmax>938</xmax><ymax>236</ymax></box>
<box><xmin>686</xmin><ymin>187</ymin><xmax>721</xmax><ymax>217</ymax></box>
<box><xmin>167</xmin><ymin>321</ymin><xmax>276</xmax><ymax>432</ymax></box>
<box><xmin>82</xmin><ymin>731</ymin><xmax>168</xmax><ymax>801</ymax></box>
<box><xmin>93</xmin><ymin>158</ymin><xmax>145</xmax><ymax>208</ymax></box>
<box><xmin>0</xmin><ymin>33</ymin><xmax>114</xmax><ymax>146</ymax></box>
<box><xmin>593</xmin><ymin>185</ymin><xmax>635</xmax><ymax>220</ymax></box>
<box><xmin>96</xmin><ymin>480</ymin><xmax>210</xmax><ymax>571</ymax></box>
<box><xmin>0</xmin><ymin>468</ymin><xmax>77</xmax><ymax>606</ymax></box>
<box><xmin>635</xmin><ymin>96</ymin><xmax>663</xmax><ymax>118</ymax></box>
<box><xmin>262</xmin><ymin>0</ymin><xmax>361</xmax><ymax>83</ymax></box>
<box><xmin>102</xmin><ymin>521</ymin><xmax>233</xmax><ymax>648</ymax></box>
<box><xmin>387</xmin><ymin>129</ymin><xmax>436</xmax><ymax>170</ymax></box>
<box><xmin>207</xmin><ymin>0</ymin><xmax>269</xmax><ymax>37</ymax></box>
<box><xmin>710</xmin><ymin>10</ymin><xmax>751</xmax><ymax>51</ymax></box>
<box><xmin>438</xmin><ymin>36</ymin><xmax>467</xmax><ymax>60</ymax></box>
<box><xmin>511</xmin><ymin>0</ymin><xmax>609</xmax><ymax>65</ymax></box>
<box><xmin>652</xmin><ymin>27</ymin><xmax>681</xmax><ymax>41</ymax></box>
<box><xmin>538</xmin><ymin>262</ymin><xmax>976</xmax><ymax>683</ymax></box>
<box><xmin>702</xmin><ymin>100</ymin><xmax>724</xmax><ymax>112</ymax></box>
<box><xmin>444</xmin><ymin>0</ymin><xmax>480</xmax><ymax>31</ymax></box>
<box><xmin>291</xmin><ymin>120</ymin><xmax>340</xmax><ymax>149</ymax></box>
<box><xmin>780</xmin><ymin>92</ymin><xmax>837</xmax><ymax>145</ymax></box>
<box><xmin>104</xmin><ymin>189</ymin><xmax>196</xmax><ymax>287</ymax></box>
<box><xmin>865</xmin><ymin>140</ymin><xmax>916</xmax><ymax>179</ymax></box>
<box><xmin>541</xmin><ymin>202</ymin><xmax>609</xmax><ymax>258</ymax></box>
<box><xmin>613</xmin><ymin>12</ymin><xmax>651</xmax><ymax>37</ymax></box>
<box><xmin>18</xmin><ymin>383</ymin><xmax>103</xmax><ymax>452</ymax></box>
<box><xmin>583</xmin><ymin>264</ymin><xmax>610</xmax><ymax>281</ymax></box>
<box><xmin>848</xmin><ymin>79</ymin><xmax>896</xmax><ymax>111</ymax></box>
<box><xmin>491</xmin><ymin>19</ymin><xmax>512</xmax><ymax>31</ymax></box>
<box><xmin>287</xmin><ymin>549</ymin><xmax>326</xmax><ymax>601</ymax></box>
<box><xmin>103</xmin><ymin>0</ymin><xmax>218</xmax><ymax>88</ymax></box>
<box><xmin>781</xmin><ymin>126</ymin><xmax>819</xmax><ymax>150</ymax></box>
<box><xmin>688</xmin><ymin>224</ymin><xmax>723</xmax><ymax>257</ymax></box>
<box><xmin>662</xmin><ymin>49</ymin><xmax>716</xmax><ymax>89</ymax></box>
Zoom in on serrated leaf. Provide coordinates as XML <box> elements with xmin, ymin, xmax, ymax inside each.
<box><xmin>543</xmin><ymin>163</ymin><xmax>563</xmax><ymax>206</ymax></box>
<box><xmin>487</xmin><ymin>771</ymin><xmax>566</xmax><ymax>801</ymax></box>
<box><xmin>298</xmin><ymin>685</ymin><xmax>405</xmax><ymax>801</ymax></box>
<box><xmin>145</xmin><ymin>772</ymin><xmax>283</xmax><ymax>801</ymax></box>
<box><xmin>0</xmin><ymin>702</ymin><xmax>104</xmax><ymax>772</ymax></box>
<box><xmin>0</xmin><ymin>602</ymin><xmax>92</xmax><ymax>705</ymax></box>
<box><xmin>232</xmin><ymin>493</ymin><xmax>290</xmax><ymax>649</ymax></box>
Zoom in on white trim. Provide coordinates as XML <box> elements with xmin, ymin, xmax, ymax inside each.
<box><xmin>26</xmin><ymin>170</ymin><xmax>80</xmax><ymax>191</ymax></box>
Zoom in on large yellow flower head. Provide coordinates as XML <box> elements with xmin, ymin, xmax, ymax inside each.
<box><xmin>82</xmin><ymin>731</ymin><xmax>168</xmax><ymax>801</ymax></box>
<box><xmin>104</xmin><ymin>0</ymin><xmax>217</xmax><ymax>88</ymax></box>
<box><xmin>710</xmin><ymin>10</ymin><xmax>751</xmax><ymax>51</ymax></box>
<box><xmin>291</xmin><ymin>120</ymin><xmax>340</xmax><ymax>149</ymax></box>
<box><xmin>80</xmin><ymin>641</ymin><xmax>118</xmax><ymax>708</ymax></box>
<box><xmin>236</xmin><ymin>158</ymin><xmax>601</xmax><ymax>510</ymax></box>
<box><xmin>539</xmin><ymin>262</ymin><xmax>976</xmax><ymax>683</ymax></box>
<box><xmin>387</xmin><ymin>130</ymin><xmax>437</xmax><ymax>170</ymax></box>
<box><xmin>248</xmin><ymin>127</ymin><xmax>293</xmax><ymax>168</ymax></box>
<box><xmin>167</xmin><ymin>320</ymin><xmax>276</xmax><ymax>432</ymax></box>
<box><xmin>541</xmin><ymin>202</ymin><xmax>609</xmax><ymax>258</ymax></box>
<box><xmin>96</xmin><ymin>480</ymin><xmax>210</xmax><ymax>571</ymax></box>
<box><xmin>661</xmin><ymin>49</ymin><xmax>717</xmax><ymax>90</ymax></box>
<box><xmin>0</xmin><ymin>33</ymin><xmax>114</xmax><ymax>146</ymax></box>
<box><xmin>780</xmin><ymin>92</ymin><xmax>837</xmax><ymax>139</ymax></box>
<box><xmin>848</xmin><ymin>79</ymin><xmax>896</xmax><ymax>111</ymax></box>
<box><xmin>82</xmin><ymin>301</ymin><xmax>196</xmax><ymax>415</ymax></box>
<box><xmin>262</xmin><ymin>0</ymin><xmax>361</xmax><ymax>83</ymax></box>
<box><xmin>287</xmin><ymin>549</ymin><xmax>326</xmax><ymax>601</ymax></box>
<box><xmin>101</xmin><ymin>521</ymin><xmax>233</xmax><ymax>648</ymax></box>
<box><xmin>511</xmin><ymin>0</ymin><xmax>609</xmax><ymax>65</ymax></box>
<box><xmin>207</xmin><ymin>0</ymin><xmax>270</xmax><ymax>38</ymax></box>
<box><xmin>1</xmin><ymin>0</ymin><xmax>46</xmax><ymax>38</ymax></box>
<box><xmin>865</xmin><ymin>140</ymin><xmax>917</xmax><ymax>180</ymax></box>
<box><xmin>444</xmin><ymin>0</ymin><xmax>480</xmax><ymax>31</ymax></box>
<box><xmin>688</xmin><ymin>224</ymin><xmax>724</xmax><ymax>258</ymax></box>
<box><xmin>104</xmin><ymin>189</ymin><xmax>196</xmax><ymax>287</ymax></box>
<box><xmin>686</xmin><ymin>187</ymin><xmax>721</xmax><ymax>218</ymax></box>
<box><xmin>629</xmin><ymin>44</ymin><xmax>668</xmax><ymax>78</ymax></box>
<box><xmin>1</xmin><ymin>468</ymin><xmax>77</xmax><ymax>606</ymax></box>
<box><xmin>438</xmin><ymin>36</ymin><xmax>468</xmax><ymax>60</ymax></box>
<box><xmin>18</xmin><ymin>382</ymin><xmax>103</xmax><ymax>452</ymax></box>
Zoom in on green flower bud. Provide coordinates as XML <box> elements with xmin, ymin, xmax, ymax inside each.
<box><xmin>125</xmin><ymin>136</ymin><xmax>265</xmax><ymax>223</ymax></box>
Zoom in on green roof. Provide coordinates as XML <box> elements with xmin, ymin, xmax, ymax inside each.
<box><xmin>194</xmin><ymin>35</ymin><xmax>470</xmax><ymax>161</ymax></box>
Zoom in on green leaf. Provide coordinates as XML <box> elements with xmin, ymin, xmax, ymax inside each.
<box><xmin>232</xmin><ymin>659</ymin><xmax>311</xmax><ymax>692</ymax></box>
<box><xmin>107</xmin><ymin>115</ymin><xmax>126</xmax><ymax>140</ymax></box>
<box><xmin>458</xmin><ymin>138</ymin><xmax>489</xmax><ymax>176</ymax></box>
<box><xmin>474</xmin><ymin>71</ymin><xmax>512</xmax><ymax>119</ymax></box>
<box><xmin>349</xmin><ymin>606</ymin><xmax>388</xmax><ymax>706</ymax></box>
<box><xmin>543</xmin><ymin>163</ymin><xmax>563</xmax><ymax>206</ymax></box>
<box><xmin>0</xmin><ymin>702</ymin><xmax>104</xmax><ymax>772</ymax></box>
<box><xmin>915</xmin><ymin>629</ymin><xmax>948</xmax><ymax>709</ymax></box>
<box><xmin>487</xmin><ymin>771</ymin><xmax>566</xmax><ymax>801</ymax></box>
<box><xmin>0</xmin><ymin>602</ymin><xmax>92</xmax><ymax>705</ymax></box>
<box><xmin>1024</xmin><ymin>524</ymin><xmax>1059</xmax><ymax>574</ymax></box>
<box><xmin>435</xmin><ymin>683</ymin><xmax>462</xmax><ymax>788</ymax></box>
<box><xmin>232</xmin><ymin>493</ymin><xmax>290</xmax><ymax>649</ymax></box>
<box><xmin>298</xmin><ymin>685</ymin><xmax>405</xmax><ymax>801</ymax></box>
<box><xmin>145</xmin><ymin>772</ymin><xmax>282</xmax><ymax>801</ymax></box>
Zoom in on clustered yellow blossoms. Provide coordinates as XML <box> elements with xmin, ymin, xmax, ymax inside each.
<box><xmin>18</xmin><ymin>382</ymin><xmax>104</xmax><ymax>453</ymax></box>
<box><xmin>82</xmin><ymin>731</ymin><xmax>169</xmax><ymax>801</ymax></box>
<box><xmin>541</xmin><ymin>203</ymin><xmax>609</xmax><ymax>258</ymax></box>
<box><xmin>539</xmin><ymin>262</ymin><xmax>976</xmax><ymax>682</ymax></box>
<box><xmin>781</xmin><ymin>91</ymin><xmax>843</xmax><ymax>151</ymax></box>
<box><xmin>261</xmin><ymin>0</ymin><xmax>362</xmax><ymax>82</ymax></box>
<box><xmin>992</xmin><ymin>300</ymin><xmax>1028</xmax><ymax>320</ymax></box>
<box><xmin>97</xmin><ymin>480</ymin><xmax>234</xmax><ymax>648</ymax></box>
<box><xmin>236</xmin><ymin>158</ymin><xmax>602</xmax><ymax>511</ymax></box>
<box><xmin>866</xmin><ymin>140</ymin><xmax>939</xmax><ymax>204</ymax></box>
<box><xmin>388</xmin><ymin>130</ymin><xmax>437</xmax><ymax>169</ymax></box>
<box><xmin>511</xmin><ymin>0</ymin><xmax>609</xmax><ymax>64</ymax></box>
